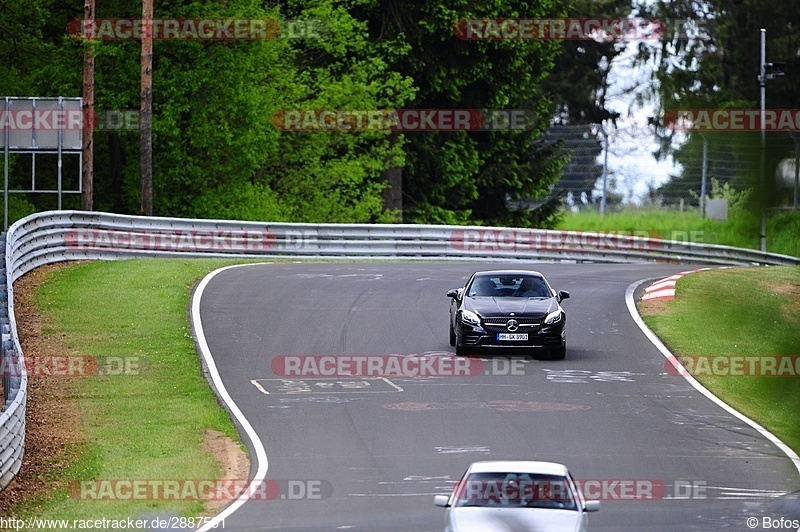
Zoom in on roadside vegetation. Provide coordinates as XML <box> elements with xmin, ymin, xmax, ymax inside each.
<box><xmin>640</xmin><ymin>266</ymin><xmax>800</xmax><ymax>455</ymax></box>
<box><xmin>5</xmin><ymin>259</ymin><xmax>249</xmax><ymax>523</ymax></box>
<box><xmin>557</xmin><ymin>209</ymin><xmax>800</xmax><ymax>258</ymax></box>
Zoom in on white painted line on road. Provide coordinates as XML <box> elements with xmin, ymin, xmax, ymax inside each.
<box><xmin>251</xmin><ymin>379</ymin><xmax>269</xmax><ymax>394</ymax></box>
<box><xmin>251</xmin><ymin>377</ymin><xmax>404</xmax><ymax>394</ymax></box>
<box><xmin>393</xmin><ymin>382</ymin><xmax>518</xmax><ymax>387</ymax></box>
<box><xmin>626</xmin><ymin>278</ymin><xmax>800</xmax><ymax>478</ymax></box>
<box><xmin>434</xmin><ymin>445</ymin><xmax>491</xmax><ymax>454</ymax></box>
<box><xmin>384</xmin><ymin>377</ymin><xmax>404</xmax><ymax>392</ymax></box>
<box><xmin>193</xmin><ymin>263</ymin><xmax>270</xmax><ymax>532</ymax></box>
<box><xmin>402</xmin><ymin>475</ymin><xmax>452</xmax><ymax>481</ymax></box>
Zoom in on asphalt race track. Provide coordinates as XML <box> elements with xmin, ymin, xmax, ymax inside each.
<box><xmin>196</xmin><ymin>262</ymin><xmax>800</xmax><ymax>531</ymax></box>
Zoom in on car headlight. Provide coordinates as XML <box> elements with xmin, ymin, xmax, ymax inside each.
<box><xmin>460</xmin><ymin>309</ymin><xmax>481</xmax><ymax>326</ymax></box>
<box><xmin>544</xmin><ymin>310</ymin><xmax>562</xmax><ymax>325</ymax></box>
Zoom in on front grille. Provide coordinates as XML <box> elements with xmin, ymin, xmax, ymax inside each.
<box><xmin>482</xmin><ymin>317</ymin><xmax>542</xmax><ymax>333</ymax></box>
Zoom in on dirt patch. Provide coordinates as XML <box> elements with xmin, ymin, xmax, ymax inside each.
<box><xmin>201</xmin><ymin>430</ymin><xmax>251</xmax><ymax>512</ymax></box>
<box><xmin>757</xmin><ymin>280</ymin><xmax>800</xmax><ymax>325</ymax></box>
<box><xmin>0</xmin><ymin>263</ymin><xmax>84</xmax><ymax>516</ymax></box>
<box><xmin>637</xmin><ymin>297</ymin><xmax>671</xmax><ymax>317</ymax></box>
<box><xmin>770</xmin><ymin>282</ymin><xmax>800</xmax><ymax>297</ymax></box>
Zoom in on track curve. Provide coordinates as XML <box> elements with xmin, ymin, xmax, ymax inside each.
<box><xmin>195</xmin><ymin>262</ymin><xmax>800</xmax><ymax>531</ymax></box>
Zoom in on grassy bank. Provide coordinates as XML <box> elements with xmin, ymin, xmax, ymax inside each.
<box><xmin>8</xmin><ymin>259</ymin><xmax>250</xmax><ymax>523</ymax></box>
<box><xmin>641</xmin><ymin>266</ymin><xmax>800</xmax><ymax>454</ymax></box>
<box><xmin>557</xmin><ymin>209</ymin><xmax>800</xmax><ymax>258</ymax></box>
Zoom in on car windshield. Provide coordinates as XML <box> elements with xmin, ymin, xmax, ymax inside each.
<box><xmin>468</xmin><ymin>275</ymin><xmax>550</xmax><ymax>298</ymax></box>
<box><xmin>452</xmin><ymin>472</ymin><xmax>578</xmax><ymax>510</ymax></box>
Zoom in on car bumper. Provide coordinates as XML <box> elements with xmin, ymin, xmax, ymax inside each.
<box><xmin>459</xmin><ymin>322</ymin><xmax>566</xmax><ymax>349</ymax></box>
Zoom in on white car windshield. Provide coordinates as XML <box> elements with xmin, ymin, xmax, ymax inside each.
<box><xmin>452</xmin><ymin>472</ymin><xmax>578</xmax><ymax>510</ymax></box>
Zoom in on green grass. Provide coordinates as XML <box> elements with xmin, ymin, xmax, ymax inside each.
<box><xmin>9</xmin><ymin>259</ymin><xmax>254</xmax><ymax>522</ymax></box>
<box><xmin>556</xmin><ymin>209</ymin><xmax>800</xmax><ymax>258</ymax></box>
<box><xmin>642</xmin><ymin>266</ymin><xmax>800</xmax><ymax>454</ymax></box>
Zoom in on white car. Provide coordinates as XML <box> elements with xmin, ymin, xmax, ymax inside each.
<box><xmin>434</xmin><ymin>461</ymin><xmax>600</xmax><ymax>532</ymax></box>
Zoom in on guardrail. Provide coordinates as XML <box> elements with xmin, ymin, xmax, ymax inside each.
<box><xmin>1</xmin><ymin>210</ymin><xmax>798</xmax><ymax>490</ymax></box>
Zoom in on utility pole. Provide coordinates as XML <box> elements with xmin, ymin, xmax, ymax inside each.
<box><xmin>81</xmin><ymin>0</ymin><xmax>95</xmax><ymax>211</ymax></box>
<box><xmin>600</xmin><ymin>123</ymin><xmax>609</xmax><ymax>216</ymax></box>
<box><xmin>757</xmin><ymin>28</ymin><xmax>786</xmax><ymax>251</ymax></box>
<box><xmin>700</xmin><ymin>135</ymin><xmax>708</xmax><ymax>218</ymax></box>
<box><xmin>140</xmin><ymin>0</ymin><xmax>154</xmax><ymax>215</ymax></box>
<box><xmin>758</xmin><ymin>29</ymin><xmax>767</xmax><ymax>252</ymax></box>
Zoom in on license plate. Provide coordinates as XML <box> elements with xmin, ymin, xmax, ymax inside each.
<box><xmin>497</xmin><ymin>333</ymin><xmax>528</xmax><ymax>341</ymax></box>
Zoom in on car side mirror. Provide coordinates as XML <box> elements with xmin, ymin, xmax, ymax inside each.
<box><xmin>558</xmin><ymin>290</ymin><xmax>570</xmax><ymax>302</ymax></box>
<box><xmin>584</xmin><ymin>500</ymin><xmax>600</xmax><ymax>512</ymax></box>
<box><xmin>434</xmin><ymin>494</ymin><xmax>450</xmax><ymax>507</ymax></box>
<box><xmin>446</xmin><ymin>288</ymin><xmax>462</xmax><ymax>300</ymax></box>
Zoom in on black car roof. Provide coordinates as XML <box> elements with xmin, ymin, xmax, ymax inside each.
<box><xmin>471</xmin><ymin>270</ymin><xmax>545</xmax><ymax>277</ymax></box>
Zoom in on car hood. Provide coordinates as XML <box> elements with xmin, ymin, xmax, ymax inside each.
<box><xmin>447</xmin><ymin>507</ymin><xmax>584</xmax><ymax>532</ymax></box>
<box><xmin>465</xmin><ymin>297</ymin><xmax>557</xmax><ymax>318</ymax></box>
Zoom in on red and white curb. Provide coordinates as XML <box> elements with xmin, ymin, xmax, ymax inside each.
<box><xmin>640</xmin><ymin>267</ymin><xmax>725</xmax><ymax>302</ymax></box>
<box><xmin>626</xmin><ymin>277</ymin><xmax>800</xmax><ymax>478</ymax></box>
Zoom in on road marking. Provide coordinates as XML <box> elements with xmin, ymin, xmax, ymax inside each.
<box><xmin>192</xmin><ymin>263</ymin><xmax>271</xmax><ymax>532</ymax></box>
<box><xmin>279</xmin><ymin>396</ymin><xmax>362</xmax><ymax>404</ymax></box>
<box><xmin>383</xmin><ymin>400</ymin><xmax>590</xmax><ymax>412</ymax></box>
<box><xmin>435</xmin><ymin>445</ymin><xmax>491</xmax><ymax>454</ymax></box>
<box><xmin>704</xmin><ymin>486</ymin><xmax>789</xmax><ymax>499</ymax></box>
<box><xmin>250</xmin><ymin>379</ymin><xmax>269</xmax><ymax>394</ymax></box>
<box><xmin>251</xmin><ymin>377</ymin><xmax>403</xmax><ymax>395</ymax></box>
<box><xmin>543</xmin><ymin>369</ymin><xmax>645</xmax><ymax>383</ymax></box>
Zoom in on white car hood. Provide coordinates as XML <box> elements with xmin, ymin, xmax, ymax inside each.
<box><xmin>448</xmin><ymin>507</ymin><xmax>584</xmax><ymax>532</ymax></box>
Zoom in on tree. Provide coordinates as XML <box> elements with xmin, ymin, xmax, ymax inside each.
<box><xmin>0</xmin><ymin>0</ymin><xmax>416</xmax><ymax>223</ymax></box>
<box><xmin>538</xmin><ymin>0</ymin><xmax>630</xmax><ymax>208</ymax></box>
<box><xmin>358</xmin><ymin>0</ymin><xmax>571</xmax><ymax>227</ymax></box>
<box><xmin>637</xmin><ymin>0</ymin><xmax>800</xmax><ymax>207</ymax></box>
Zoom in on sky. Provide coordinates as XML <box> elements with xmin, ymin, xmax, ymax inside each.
<box><xmin>596</xmin><ymin>39</ymin><xmax>684</xmax><ymax>205</ymax></box>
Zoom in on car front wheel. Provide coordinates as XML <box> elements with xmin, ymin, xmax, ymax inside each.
<box><xmin>455</xmin><ymin>335</ymin><xmax>469</xmax><ymax>356</ymax></box>
<box><xmin>549</xmin><ymin>343</ymin><xmax>566</xmax><ymax>360</ymax></box>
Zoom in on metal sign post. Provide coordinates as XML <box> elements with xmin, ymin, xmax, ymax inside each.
<box><xmin>4</xmin><ymin>98</ymin><xmax>8</xmax><ymax>230</ymax></box>
<box><xmin>1</xmin><ymin>97</ymin><xmax>83</xmax><ymax>229</ymax></box>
